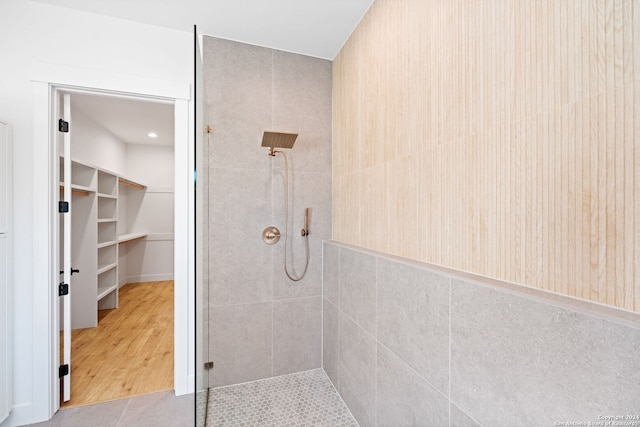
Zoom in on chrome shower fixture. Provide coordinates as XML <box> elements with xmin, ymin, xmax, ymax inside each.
<box><xmin>261</xmin><ymin>131</ymin><xmax>298</xmax><ymax>156</ymax></box>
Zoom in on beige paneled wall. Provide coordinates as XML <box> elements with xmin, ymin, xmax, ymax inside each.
<box><xmin>333</xmin><ymin>0</ymin><xmax>640</xmax><ymax>311</ymax></box>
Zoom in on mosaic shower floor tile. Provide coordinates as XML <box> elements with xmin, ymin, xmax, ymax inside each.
<box><xmin>206</xmin><ymin>369</ymin><xmax>358</xmax><ymax>426</ymax></box>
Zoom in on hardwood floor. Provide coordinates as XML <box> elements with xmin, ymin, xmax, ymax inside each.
<box><xmin>62</xmin><ymin>281</ymin><xmax>174</xmax><ymax>408</ymax></box>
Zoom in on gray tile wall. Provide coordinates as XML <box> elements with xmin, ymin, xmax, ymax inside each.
<box><xmin>203</xmin><ymin>36</ymin><xmax>331</xmax><ymax>388</ymax></box>
<box><xmin>323</xmin><ymin>241</ymin><xmax>640</xmax><ymax>427</ymax></box>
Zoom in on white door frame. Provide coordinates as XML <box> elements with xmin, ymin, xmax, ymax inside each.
<box><xmin>31</xmin><ymin>61</ymin><xmax>194</xmax><ymax>421</ymax></box>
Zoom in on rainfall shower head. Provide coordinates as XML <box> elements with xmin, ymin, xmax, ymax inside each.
<box><xmin>261</xmin><ymin>131</ymin><xmax>298</xmax><ymax>156</ymax></box>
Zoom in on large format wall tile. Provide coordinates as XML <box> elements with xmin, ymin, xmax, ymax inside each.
<box><xmin>273</xmin><ymin>297</ymin><xmax>322</xmax><ymax>376</ymax></box>
<box><xmin>323</xmin><ymin>242</ymin><xmax>340</xmax><ymax>306</ymax></box>
<box><xmin>205</xmin><ymin>36</ymin><xmax>273</xmax><ymax>168</ymax></box>
<box><xmin>209</xmin><ymin>302</ymin><xmax>272</xmax><ymax>387</ymax></box>
<box><xmin>449</xmin><ymin>403</ymin><xmax>480</xmax><ymax>427</ymax></box>
<box><xmin>339</xmin><ymin>313</ymin><xmax>377</xmax><ymax>427</ymax></box>
<box><xmin>323</xmin><ymin>242</ymin><xmax>640</xmax><ymax>427</ymax></box>
<box><xmin>377</xmin><ymin>258</ymin><xmax>450</xmax><ymax>395</ymax></box>
<box><xmin>377</xmin><ymin>344</ymin><xmax>449</xmax><ymax>426</ymax></box>
<box><xmin>207</xmin><ymin>111</ymin><xmax>272</xmax><ymax>171</ymax></box>
<box><xmin>340</xmin><ymin>247</ymin><xmax>377</xmax><ymax>335</ymax></box>
<box><xmin>272</xmin><ymin>172</ymin><xmax>331</xmax><ymax>300</ymax></box>
<box><xmin>272</xmin><ymin>49</ymin><xmax>332</xmax><ymax>174</ymax></box>
<box><xmin>204</xmin><ymin>37</ymin><xmax>271</xmax><ymax>126</ymax></box>
<box><xmin>322</xmin><ymin>298</ymin><xmax>340</xmax><ymax>387</ymax></box>
<box><xmin>209</xmin><ymin>168</ymin><xmax>273</xmax><ymax>306</ymax></box>
<box><xmin>451</xmin><ymin>278</ymin><xmax>640</xmax><ymax>426</ymax></box>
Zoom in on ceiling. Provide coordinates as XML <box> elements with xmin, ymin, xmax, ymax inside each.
<box><xmin>70</xmin><ymin>93</ymin><xmax>175</xmax><ymax>147</ymax></box>
<box><xmin>32</xmin><ymin>0</ymin><xmax>374</xmax><ymax>60</ymax></box>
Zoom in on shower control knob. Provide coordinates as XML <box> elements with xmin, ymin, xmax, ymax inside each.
<box><xmin>262</xmin><ymin>226</ymin><xmax>281</xmax><ymax>245</ymax></box>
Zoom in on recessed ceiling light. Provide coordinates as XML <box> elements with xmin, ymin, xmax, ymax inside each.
<box><xmin>148</xmin><ymin>132</ymin><xmax>158</xmax><ymax>138</ymax></box>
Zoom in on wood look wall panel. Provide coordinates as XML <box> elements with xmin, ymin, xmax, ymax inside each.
<box><xmin>606</xmin><ymin>0</ymin><xmax>615</xmax><ymax>92</ymax></box>
<box><xmin>572</xmin><ymin>103</ymin><xmax>582</xmax><ymax>298</ymax></box>
<box><xmin>614</xmin><ymin>88</ymin><xmax>625</xmax><ymax>306</ymax></box>
<box><xmin>567</xmin><ymin>104</ymin><xmax>576</xmax><ymax>297</ymax></box>
<box><xmin>332</xmin><ymin>0</ymin><xmax>640</xmax><ymax>312</ymax></box>
<box><xmin>624</xmin><ymin>88</ymin><xmax>634</xmax><ymax>309</ymax></box>
<box><xmin>580</xmin><ymin>99</ymin><xmax>590</xmax><ymax>302</ymax></box>
<box><xmin>589</xmin><ymin>96</ymin><xmax>599</xmax><ymax>302</ymax></box>
<box><xmin>624</xmin><ymin>0</ymin><xmax>633</xmax><ymax>85</ymax></box>
<box><xmin>636</xmin><ymin>1</ymin><xmax>640</xmax><ymax>82</ymax></box>
<box><xmin>614</xmin><ymin>0</ymin><xmax>624</xmax><ymax>87</ymax></box>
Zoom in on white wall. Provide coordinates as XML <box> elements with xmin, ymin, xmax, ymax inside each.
<box><xmin>69</xmin><ymin>106</ymin><xmax>127</xmax><ymax>176</ymax></box>
<box><xmin>0</xmin><ymin>1</ymin><xmax>192</xmax><ymax>424</ymax></box>
<box><xmin>126</xmin><ymin>144</ymin><xmax>175</xmax><ymax>187</ymax></box>
<box><xmin>121</xmin><ymin>144</ymin><xmax>175</xmax><ymax>285</ymax></box>
<box><xmin>0</xmin><ymin>122</ymin><xmax>12</xmax><ymax>425</ymax></box>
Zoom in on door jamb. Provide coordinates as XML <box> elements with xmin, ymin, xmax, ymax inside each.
<box><xmin>31</xmin><ymin>63</ymin><xmax>193</xmax><ymax>421</ymax></box>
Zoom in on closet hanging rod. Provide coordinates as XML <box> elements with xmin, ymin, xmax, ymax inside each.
<box><xmin>118</xmin><ymin>177</ymin><xmax>146</xmax><ymax>190</ymax></box>
<box><xmin>59</xmin><ymin>185</ymin><xmax>90</xmax><ymax>197</ymax></box>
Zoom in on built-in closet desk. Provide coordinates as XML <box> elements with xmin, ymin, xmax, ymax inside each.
<box><xmin>60</xmin><ymin>157</ymin><xmax>147</xmax><ymax>329</ymax></box>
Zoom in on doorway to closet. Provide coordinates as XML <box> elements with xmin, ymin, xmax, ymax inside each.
<box><xmin>57</xmin><ymin>91</ymin><xmax>176</xmax><ymax>408</ymax></box>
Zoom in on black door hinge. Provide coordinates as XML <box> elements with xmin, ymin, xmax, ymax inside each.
<box><xmin>204</xmin><ymin>361</ymin><xmax>214</xmax><ymax>370</ymax></box>
<box><xmin>59</xmin><ymin>201</ymin><xmax>69</xmax><ymax>213</ymax></box>
<box><xmin>59</xmin><ymin>119</ymin><xmax>69</xmax><ymax>133</ymax></box>
<box><xmin>59</xmin><ymin>364</ymin><xmax>69</xmax><ymax>378</ymax></box>
<box><xmin>59</xmin><ymin>283</ymin><xmax>69</xmax><ymax>296</ymax></box>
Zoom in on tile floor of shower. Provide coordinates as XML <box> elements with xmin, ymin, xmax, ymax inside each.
<box><xmin>201</xmin><ymin>369</ymin><xmax>357</xmax><ymax>427</ymax></box>
<box><xmin>32</xmin><ymin>369</ymin><xmax>356</xmax><ymax>426</ymax></box>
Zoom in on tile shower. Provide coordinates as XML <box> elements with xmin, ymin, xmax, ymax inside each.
<box><xmin>202</xmin><ymin>36</ymin><xmax>332</xmax><ymax>387</ymax></box>
<box><xmin>200</xmin><ymin>25</ymin><xmax>640</xmax><ymax>427</ymax></box>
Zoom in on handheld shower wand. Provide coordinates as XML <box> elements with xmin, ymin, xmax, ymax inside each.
<box><xmin>301</xmin><ymin>208</ymin><xmax>310</xmax><ymax>236</ymax></box>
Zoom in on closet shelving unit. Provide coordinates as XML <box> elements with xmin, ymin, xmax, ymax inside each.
<box><xmin>96</xmin><ymin>170</ymin><xmax>119</xmax><ymax>310</ymax></box>
<box><xmin>60</xmin><ymin>157</ymin><xmax>147</xmax><ymax>328</ymax></box>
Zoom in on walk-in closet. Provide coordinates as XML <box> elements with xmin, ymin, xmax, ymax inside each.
<box><xmin>58</xmin><ymin>92</ymin><xmax>175</xmax><ymax>407</ymax></box>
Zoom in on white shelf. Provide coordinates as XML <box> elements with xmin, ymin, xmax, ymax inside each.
<box><xmin>118</xmin><ymin>232</ymin><xmax>147</xmax><ymax>244</ymax></box>
<box><xmin>97</xmin><ymin>193</ymin><xmax>117</xmax><ymax>199</ymax></box>
<box><xmin>97</xmin><ymin>240</ymin><xmax>117</xmax><ymax>249</ymax></box>
<box><xmin>97</xmin><ymin>263</ymin><xmax>117</xmax><ymax>275</ymax></box>
<box><xmin>97</xmin><ymin>218</ymin><xmax>116</xmax><ymax>223</ymax></box>
<box><xmin>97</xmin><ymin>284</ymin><xmax>118</xmax><ymax>301</ymax></box>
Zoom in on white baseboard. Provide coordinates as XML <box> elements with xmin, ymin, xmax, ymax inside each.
<box><xmin>119</xmin><ymin>274</ymin><xmax>174</xmax><ymax>287</ymax></box>
<box><xmin>1</xmin><ymin>402</ymin><xmax>35</xmax><ymax>427</ymax></box>
<box><xmin>174</xmin><ymin>374</ymin><xmax>196</xmax><ymax>397</ymax></box>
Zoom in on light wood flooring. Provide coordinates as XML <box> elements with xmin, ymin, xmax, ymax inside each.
<box><xmin>62</xmin><ymin>281</ymin><xmax>174</xmax><ymax>408</ymax></box>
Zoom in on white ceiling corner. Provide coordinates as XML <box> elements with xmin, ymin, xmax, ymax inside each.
<box><xmin>30</xmin><ymin>0</ymin><xmax>374</xmax><ymax>60</ymax></box>
<box><xmin>34</xmin><ymin>0</ymin><xmax>374</xmax><ymax>147</ymax></box>
<box><xmin>70</xmin><ymin>93</ymin><xmax>175</xmax><ymax>147</ymax></box>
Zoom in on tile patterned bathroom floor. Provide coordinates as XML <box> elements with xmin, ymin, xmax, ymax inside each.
<box><xmin>29</xmin><ymin>390</ymin><xmax>194</xmax><ymax>427</ymax></box>
<box><xmin>206</xmin><ymin>369</ymin><xmax>358</xmax><ymax>426</ymax></box>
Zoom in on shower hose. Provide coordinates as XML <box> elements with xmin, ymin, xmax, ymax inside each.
<box><xmin>275</xmin><ymin>150</ymin><xmax>310</xmax><ymax>282</ymax></box>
